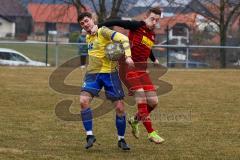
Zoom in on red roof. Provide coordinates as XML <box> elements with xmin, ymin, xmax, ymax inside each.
<box><xmin>231</xmin><ymin>16</ymin><xmax>240</xmax><ymax>32</ymax></box>
<box><xmin>133</xmin><ymin>12</ymin><xmax>197</xmax><ymax>34</ymax></box>
<box><xmin>156</xmin><ymin>13</ymin><xmax>197</xmax><ymax>34</ymax></box>
<box><xmin>28</xmin><ymin>3</ymin><xmax>90</xmax><ymax>23</ymax></box>
<box><xmin>211</xmin><ymin>35</ymin><xmax>220</xmax><ymax>44</ymax></box>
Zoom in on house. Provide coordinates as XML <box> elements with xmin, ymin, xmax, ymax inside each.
<box><xmin>187</xmin><ymin>0</ymin><xmax>240</xmax><ymax>33</ymax></box>
<box><xmin>0</xmin><ymin>0</ymin><xmax>32</xmax><ymax>39</ymax></box>
<box><xmin>0</xmin><ymin>16</ymin><xmax>15</xmax><ymax>37</ymax></box>
<box><xmin>231</xmin><ymin>15</ymin><xmax>240</xmax><ymax>33</ymax></box>
<box><xmin>133</xmin><ymin>12</ymin><xmax>197</xmax><ymax>45</ymax></box>
<box><xmin>28</xmin><ymin>3</ymin><xmax>91</xmax><ymax>34</ymax></box>
<box><xmin>125</xmin><ymin>6</ymin><xmax>185</xmax><ymax>18</ymax></box>
<box><xmin>131</xmin><ymin>11</ymin><xmax>198</xmax><ymax>63</ymax></box>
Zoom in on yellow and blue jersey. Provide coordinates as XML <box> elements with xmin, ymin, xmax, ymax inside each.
<box><xmin>86</xmin><ymin>26</ymin><xmax>131</xmax><ymax>73</ymax></box>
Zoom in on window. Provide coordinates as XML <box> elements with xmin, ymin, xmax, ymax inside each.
<box><xmin>172</xmin><ymin>23</ymin><xmax>189</xmax><ymax>37</ymax></box>
<box><xmin>46</xmin><ymin>23</ymin><xmax>56</xmax><ymax>31</ymax></box>
<box><xmin>172</xmin><ymin>26</ymin><xmax>187</xmax><ymax>36</ymax></box>
<box><xmin>0</xmin><ymin>52</ymin><xmax>28</xmax><ymax>62</ymax></box>
<box><xmin>10</xmin><ymin>53</ymin><xmax>28</xmax><ymax>62</ymax></box>
<box><xmin>70</xmin><ymin>23</ymin><xmax>80</xmax><ymax>32</ymax></box>
<box><xmin>0</xmin><ymin>52</ymin><xmax>11</xmax><ymax>60</ymax></box>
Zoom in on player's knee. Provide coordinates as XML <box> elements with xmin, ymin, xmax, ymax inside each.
<box><xmin>135</xmin><ymin>89</ymin><xmax>147</xmax><ymax>104</ymax></box>
<box><xmin>148</xmin><ymin>96</ymin><xmax>158</xmax><ymax>107</ymax></box>
<box><xmin>136</xmin><ymin>97</ymin><xmax>147</xmax><ymax>104</ymax></box>
<box><xmin>80</xmin><ymin>96</ymin><xmax>90</xmax><ymax>109</ymax></box>
<box><xmin>135</xmin><ymin>95</ymin><xmax>147</xmax><ymax>104</ymax></box>
<box><xmin>114</xmin><ymin>100</ymin><xmax>125</xmax><ymax>115</ymax></box>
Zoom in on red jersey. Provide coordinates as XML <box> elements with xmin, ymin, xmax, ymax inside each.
<box><xmin>99</xmin><ymin>19</ymin><xmax>157</xmax><ymax>92</ymax></box>
<box><xmin>99</xmin><ymin>20</ymin><xmax>156</xmax><ymax>64</ymax></box>
<box><xmin>128</xmin><ymin>23</ymin><xmax>155</xmax><ymax>62</ymax></box>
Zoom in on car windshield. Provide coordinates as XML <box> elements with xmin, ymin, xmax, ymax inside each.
<box><xmin>10</xmin><ymin>53</ymin><xmax>28</xmax><ymax>62</ymax></box>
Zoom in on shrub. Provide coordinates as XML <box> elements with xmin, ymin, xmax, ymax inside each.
<box><xmin>69</xmin><ymin>32</ymin><xmax>80</xmax><ymax>43</ymax></box>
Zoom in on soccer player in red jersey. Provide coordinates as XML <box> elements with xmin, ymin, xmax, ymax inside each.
<box><xmin>100</xmin><ymin>7</ymin><xmax>165</xmax><ymax>143</ymax></box>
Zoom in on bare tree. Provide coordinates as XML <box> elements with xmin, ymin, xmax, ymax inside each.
<box><xmin>169</xmin><ymin>0</ymin><xmax>240</xmax><ymax>68</ymax></box>
<box><xmin>66</xmin><ymin>0</ymin><xmax>165</xmax><ymax>23</ymax></box>
<box><xmin>64</xmin><ymin>0</ymin><xmax>87</xmax><ymax>14</ymax></box>
<box><xmin>66</xmin><ymin>0</ymin><xmax>140</xmax><ymax>23</ymax></box>
<box><xmin>90</xmin><ymin>0</ymin><xmax>108</xmax><ymax>23</ymax></box>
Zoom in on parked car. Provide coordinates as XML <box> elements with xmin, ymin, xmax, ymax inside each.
<box><xmin>233</xmin><ymin>59</ymin><xmax>240</xmax><ymax>66</ymax></box>
<box><xmin>169</xmin><ymin>52</ymin><xmax>186</xmax><ymax>61</ymax></box>
<box><xmin>0</xmin><ymin>48</ymin><xmax>49</xmax><ymax>66</ymax></box>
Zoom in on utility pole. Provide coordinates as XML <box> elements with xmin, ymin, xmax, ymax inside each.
<box><xmin>45</xmin><ymin>22</ymin><xmax>49</xmax><ymax>67</ymax></box>
<box><xmin>166</xmin><ymin>25</ymin><xmax>169</xmax><ymax>67</ymax></box>
<box><xmin>186</xmin><ymin>28</ymin><xmax>190</xmax><ymax>68</ymax></box>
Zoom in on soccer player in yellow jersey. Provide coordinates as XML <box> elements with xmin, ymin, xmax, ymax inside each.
<box><xmin>78</xmin><ymin>12</ymin><xmax>134</xmax><ymax>150</ymax></box>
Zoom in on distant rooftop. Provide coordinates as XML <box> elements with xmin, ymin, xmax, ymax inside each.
<box><xmin>0</xmin><ymin>0</ymin><xmax>29</xmax><ymax>17</ymax></box>
<box><xmin>125</xmin><ymin>6</ymin><xmax>186</xmax><ymax>17</ymax></box>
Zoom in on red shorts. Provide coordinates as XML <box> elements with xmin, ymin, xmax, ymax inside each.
<box><xmin>119</xmin><ymin>69</ymin><xmax>155</xmax><ymax>95</ymax></box>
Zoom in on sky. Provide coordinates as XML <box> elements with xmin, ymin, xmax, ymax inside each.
<box><xmin>22</xmin><ymin>0</ymin><xmax>191</xmax><ymax>6</ymax></box>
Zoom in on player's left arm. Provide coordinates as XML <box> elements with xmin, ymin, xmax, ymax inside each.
<box><xmin>100</xmin><ymin>26</ymin><xmax>134</xmax><ymax>67</ymax></box>
<box><xmin>149</xmin><ymin>50</ymin><xmax>159</xmax><ymax>64</ymax></box>
<box><xmin>149</xmin><ymin>34</ymin><xmax>159</xmax><ymax>64</ymax></box>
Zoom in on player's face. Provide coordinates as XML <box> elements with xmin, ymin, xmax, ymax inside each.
<box><xmin>79</xmin><ymin>17</ymin><xmax>95</xmax><ymax>33</ymax></box>
<box><xmin>145</xmin><ymin>12</ymin><xmax>160</xmax><ymax>30</ymax></box>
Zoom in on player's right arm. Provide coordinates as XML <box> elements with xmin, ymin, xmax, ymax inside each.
<box><xmin>99</xmin><ymin>19</ymin><xmax>144</xmax><ymax>30</ymax></box>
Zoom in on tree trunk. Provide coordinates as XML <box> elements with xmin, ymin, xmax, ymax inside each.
<box><xmin>220</xmin><ymin>29</ymin><xmax>227</xmax><ymax>68</ymax></box>
<box><xmin>98</xmin><ymin>0</ymin><xmax>107</xmax><ymax>23</ymax></box>
<box><xmin>219</xmin><ymin>0</ymin><xmax>226</xmax><ymax>68</ymax></box>
<box><xmin>109</xmin><ymin>0</ymin><xmax>122</xmax><ymax>19</ymax></box>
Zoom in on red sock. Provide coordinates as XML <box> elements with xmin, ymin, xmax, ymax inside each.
<box><xmin>137</xmin><ymin>103</ymin><xmax>154</xmax><ymax>133</ymax></box>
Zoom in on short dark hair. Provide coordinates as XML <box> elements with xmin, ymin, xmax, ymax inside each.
<box><xmin>147</xmin><ymin>7</ymin><xmax>162</xmax><ymax>16</ymax></box>
<box><xmin>78</xmin><ymin>12</ymin><xmax>92</xmax><ymax>22</ymax></box>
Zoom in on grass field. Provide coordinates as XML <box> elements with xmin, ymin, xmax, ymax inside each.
<box><xmin>0</xmin><ymin>67</ymin><xmax>239</xmax><ymax>160</ymax></box>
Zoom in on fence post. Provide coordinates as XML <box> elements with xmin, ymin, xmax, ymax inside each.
<box><xmin>55</xmin><ymin>32</ymin><xmax>59</xmax><ymax>67</ymax></box>
<box><xmin>45</xmin><ymin>22</ymin><xmax>49</xmax><ymax>67</ymax></box>
<box><xmin>166</xmin><ymin>25</ymin><xmax>169</xmax><ymax>67</ymax></box>
<box><xmin>55</xmin><ymin>41</ymin><xmax>59</xmax><ymax>67</ymax></box>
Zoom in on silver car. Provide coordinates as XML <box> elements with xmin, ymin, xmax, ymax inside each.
<box><xmin>0</xmin><ymin>48</ymin><xmax>50</xmax><ymax>66</ymax></box>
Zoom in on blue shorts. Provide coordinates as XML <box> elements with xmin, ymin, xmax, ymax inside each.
<box><xmin>81</xmin><ymin>72</ymin><xmax>124</xmax><ymax>101</ymax></box>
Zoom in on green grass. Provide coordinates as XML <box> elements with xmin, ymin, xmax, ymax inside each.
<box><xmin>0</xmin><ymin>67</ymin><xmax>239</xmax><ymax>160</ymax></box>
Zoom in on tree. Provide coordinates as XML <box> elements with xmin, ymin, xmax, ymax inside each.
<box><xmin>91</xmin><ymin>0</ymin><xmax>122</xmax><ymax>22</ymax></box>
<box><xmin>66</xmin><ymin>0</ymin><xmax>138</xmax><ymax>23</ymax></box>
<box><xmin>64</xmin><ymin>0</ymin><xmax>87</xmax><ymax>14</ymax></box>
<box><xmin>174</xmin><ymin>0</ymin><xmax>240</xmax><ymax>68</ymax></box>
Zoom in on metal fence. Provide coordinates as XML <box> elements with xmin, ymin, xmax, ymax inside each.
<box><xmin>153</xmin><ymin>44</ymin><xmax>240</xmax><ymax>68</ymax></box>
<box><xmin>0</xmin><ymin>41</ymin><xmax>239</xmax><ymax>68</ymax></box>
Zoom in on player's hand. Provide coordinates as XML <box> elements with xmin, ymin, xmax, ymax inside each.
<box><xmin>153</xmin><ymin>59</ymin><xmax>160</xmax><ymax>66</ymax></box>
<box><xmin>125</xmin><ymin>57</ymin><xmax>135</xmax><ymax>68</ymax></box>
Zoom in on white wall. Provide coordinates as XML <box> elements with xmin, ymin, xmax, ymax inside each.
<box><xmin>0</xmin><ymin>17</ymin><xmax>15</xmax><ymax>37</ymax></box>
<box><xmin>196</xmin><ymin>15</ymin><xmax>219</xmax><ymax>32</ymax></box>
<box><xmin>169</xmin><ymin>27</ymin><xmax>189</xmax><ymax>46</ymax></box>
